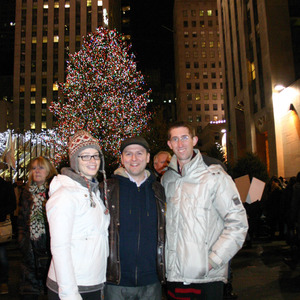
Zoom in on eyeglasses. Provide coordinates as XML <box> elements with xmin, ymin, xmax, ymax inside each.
<box><xmin>170</xmin><ymin>135</ymin><xmax>190</xmax><ymax>143</ymax></box>
<box><xmin>78</xmin><ymin>154</ymin><xmax>100</xmax><ymax>161</ymax></box>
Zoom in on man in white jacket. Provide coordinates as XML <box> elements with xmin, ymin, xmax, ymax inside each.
<box><xmin>161</xmin><ymin>121</ymin><xmax>248</xmax><ymax>300</ymax></box>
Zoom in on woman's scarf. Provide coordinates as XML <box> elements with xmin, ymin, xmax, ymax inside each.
<box><xmin>29</xmin><ymin>182</ymin><xmax>47</xmax><ymax>241</ymax></box>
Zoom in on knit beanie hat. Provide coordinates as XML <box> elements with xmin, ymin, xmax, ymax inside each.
<box><xmin>68</xmin><ymin>130</ymin><xmax>101</xmax><ymax>173</ymax></box>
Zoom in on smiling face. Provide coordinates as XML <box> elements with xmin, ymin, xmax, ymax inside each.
<box><xmin>121</xmin><ymin>144</ymin><xmax>150</xmax><ymax>184</ymax></box>
<box><xmin>167</xmin><ymin>126</ymin><xmax>198</xmax><ymax>169</ymax></box>
<box><xmin>77</xmin><ymin>148</ymin><xmax>100</xmax><ymax>180</ymax></box>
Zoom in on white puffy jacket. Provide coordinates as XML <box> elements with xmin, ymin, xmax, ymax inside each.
<box><xmin>46</xmin><ymin>173</ymin><xmax>110</xmax><ymax>300</ymax></box>
<box><xmin>161</xmin><ymin>150</ymin><xmax>248</xmax><ymax>284</ymax></box>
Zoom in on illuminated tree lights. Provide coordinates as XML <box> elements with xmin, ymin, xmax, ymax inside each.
<box><xmin>50</xmin><ymin>27</ymin><xmax>152</xmax><ymax>165</ymax></box>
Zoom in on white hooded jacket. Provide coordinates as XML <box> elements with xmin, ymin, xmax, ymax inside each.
<box><xmin>161</xmin><ymin>149</ymin><xmax>248</xmax><ymax>284</ymax></box>
<box><xmin>46</xmin><ymin>169</ymin><xmax>110</xmax><ymax>300</ymax></box>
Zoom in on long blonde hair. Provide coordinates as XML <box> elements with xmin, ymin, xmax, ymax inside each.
<box><xmin>27</xmin><ymin>156</ymin><xmax>57</xmax><ymax>188</ymax></box>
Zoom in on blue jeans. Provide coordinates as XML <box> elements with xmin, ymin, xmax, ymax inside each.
<box><xmin>0</xmin><ymin>243</ymin><xmax>9</xmax><ymax>283</ymax></box>
<box><xmin>104</xmin><ymin>282</ymin><xmax>162</xmax><ymax>300</ymax></box>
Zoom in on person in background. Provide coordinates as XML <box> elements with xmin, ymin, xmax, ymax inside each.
<box><xmin>162</xmin><ymin>121</ymin><xmax>248</xmax><ymax>300</ymax></box>
<box><xmin>18</xmin><ymin>157</ymin><xmax>57</xmax><ymax>299</ymax></box>
<box><xmin>102</xmin><ymin>136</ymin><xmax>166</xmax><ymax>300</ymax></box>
<box><xmin>46</xmin><ymin>130</ymin><xmax>110</xmax><ymax>300</ymax></box>
<box><xmin>153</xmin><ymin>151</ymin><xmax>171</xmax><ymax>181</ymax></box>
<box><xmin>0</xmin><ymin>177</ymin><xmax>16</xmax><ymax>295</ymax></box>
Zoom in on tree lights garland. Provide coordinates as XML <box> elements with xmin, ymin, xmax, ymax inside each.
<box><xmin>50</xmin><ymin>27</ymin><xmax>152</xmax><ymax>166</ymax></box>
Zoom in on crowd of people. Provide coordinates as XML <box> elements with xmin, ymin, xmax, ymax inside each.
<box><xmin>0</xmin><ymin>121</ymin><xmax>299</xmax><ymax>300</ymax></box>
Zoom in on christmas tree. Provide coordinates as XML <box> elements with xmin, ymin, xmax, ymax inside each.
<box><xmin>50</xmin><ymin>27</ymin><xmax>152</xmax><ymax>168</ymax></box>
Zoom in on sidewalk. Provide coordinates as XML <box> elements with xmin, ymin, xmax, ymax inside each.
<box><xmin>2</xmin><ymin>238</ymin><xmax>300</xmax><ymax>299</ymax></box>
<box><xmin>231</xmin><ymin>239</ymin><xmax>300</xmax><ymax>300</ymax></box>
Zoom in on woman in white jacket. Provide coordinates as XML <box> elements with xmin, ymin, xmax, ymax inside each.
<box><xmin>46</xmin><ymin>130</ymin><xmax>110</xmax><ymax>300</ymax></box>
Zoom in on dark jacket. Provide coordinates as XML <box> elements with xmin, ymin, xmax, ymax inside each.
<box><xmin>18</xmin><ymin>184</ymin><xmax>50</xmax><ymax>295</ymax></box>
<box><xmin>100</xmin><ymin>169</ymin><xmax>166</xmax><ymax>286</ymax></box>
<box><xmin>0</xmin><ymin>177</ymin><xmax>16</xmax><ymax>221</ymax></box>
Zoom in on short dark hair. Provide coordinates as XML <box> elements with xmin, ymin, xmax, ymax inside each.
<box><xmin>167</xmin><ymin>121</ymin><xmax>196</xmax><ymax>140</ymax></box>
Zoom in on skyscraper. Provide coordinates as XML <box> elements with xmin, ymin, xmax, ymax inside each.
<box><xmin>173</xmin><ymin>0</ymin><xmax>224</xmax><ymax>143</ymax></box>
<box><xmin>218</xmin><ymin>0</ymin><xmax>299</xmax><ymax>176</ymax></box>
<box><xmin>13</xmin><ymin>0</ymin><xmax>120</xmax><ymax>132</ymax></box>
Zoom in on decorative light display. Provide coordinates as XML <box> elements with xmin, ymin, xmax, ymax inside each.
<box><xmin>50</xmin><ymin>27</ymin><xmax>152</xmax><ymax>166</ymax></box>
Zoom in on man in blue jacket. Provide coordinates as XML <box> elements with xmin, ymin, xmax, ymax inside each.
<box><xmin>101</xmin><ymin>136</ymin><xmax>166</xmax><ymax>300</ymax></box>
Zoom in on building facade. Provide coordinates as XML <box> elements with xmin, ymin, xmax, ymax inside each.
<box><xmin>218</xmin><ymin>0</ymin><xmax>299</xmax><ymax>177</ymax></box>
<box><xmin>13</xmin><ymin>0</ymin><xmax>120</xmax><ymax>132</ymax></box>
<box><xmin>173</xmin><ymin>0</ymin><xmax>225</xmax><ymax>146</ymax></box>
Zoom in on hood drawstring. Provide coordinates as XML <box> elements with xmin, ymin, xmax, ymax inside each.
<box><xmin>99</xmin><ymin>149</ymin><xmax>109</xmax><ymax>215</ymax></box>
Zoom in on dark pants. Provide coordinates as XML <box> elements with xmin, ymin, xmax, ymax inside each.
<box><xmin>104</xmin><ymin>282</ymin><xmax>161</xmax><ymax>300</ymax></box>
<box><xmin>48</xmin><ymin>288</ymin><xmax>102</xmax><ymax>300</ymax></box>
<box><xmin>166</xmin><ymin>281</ymin><xmax>224</xmax><ymax>300</ymax></box>
<box><xmin>0</xmin><ymin>243</ymin><xmax>8</xmax><ymax>284</ymax></box>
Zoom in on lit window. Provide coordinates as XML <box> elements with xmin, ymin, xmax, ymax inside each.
<box><xmin>186</xmin><ymin>72</ymin><xmax>191</xmax><ymax>79</ymax></box>
<box><xmin>207</xmin><ymin>10</ymin><xmax>212</xmax><ymax>16</ymax></box>
<box><xmin>42</xmin><ymin>98</ymin><xmax>47</xmax><ymax>104</ymax></box>
<box><xmin>31</xmin><ymin>98</ymin><xmax>36</xmax><ymax>104</ymax></box>
<box><xmin>201</xmin><ymin>41</ymin><xmax>206</xmax><ymax>48</ymax></box>
<box><xmin>196</xmin><ymin>115</ymin><xmax>201</xmax><ymax>122</ymax></box>
<box><xmin>53</xmin><ymin>83</ymin><xmax>59</xmax><ymax>91</ymax></box>
<box><xmin>54</xmin><ymin>2</ymin><xmax>59</xmax><ymax>8</ymax></box>
<box><xmin>209</xmin><ymin>41</ymin><xmax>214</xmax><ymax>48</ymax></box>
<box><xmin>43</xmin><ymin>4</ymin><xmax>48</xmax><ymax>9</ymax></box>
<box><xmin>212</xmin><ymin>93</ymin><xmax>217</xmax><ymax>100</ymax></box>
<box><xmin>193</xmin><ymin>41</ymin><xmax>198</xmax><ymax>48</ymax></box>
<box><xmin>200</xmin><ymin>21</ymin><xmax>205</xmax><ymax>27</ymax></box>
<box><xmin>42</xmin><ymin>122</ymin><xmax>47</xmax><ymax>129</ymax></box>
<box><xmin>199</xmin><ymin>10</ymin><xmax>204</xmax><ymax>16</ymax></box>
<box><xmin>210</xmin><ymin>51</ymin><xmax>215</xmax><ymax>58</ymax></box>
<box><xmin>32</xmin><ymin>37</ymin><xmax>37</xmax><ymax>43</ymax></box>
<box><xmin>204</xmin><ymin>93</ymin><xmax>209</xmax><ymax>100</ymax></box>
<box><xmin>31</xmin><ymin>86</ymin><xmax>36</xmax><ymax>92</ymax></box>
<box><xmin>185</xmin><ymin>42</ymin><xmax>189</xmax><ymax>48</ymax></box>
<box><xmin>188</xmin><ymin>115</ymin><xmax>193</xmax><ymax>123</ymax></box>
<box><xmin>194</xmin><ymin>72</ymin><xmax>199</xmax><ymax>79</ymax></box>
<box><xmin>213</xmin><ymin>115</ymin><xmax>218</xmax><ymax>121</ymax></box>
<box><xmin>195</xmin><ymin>93</ymin><xmax>201</xmax><ymax>101</ymax></box>
<box><xmin>87</xmin><ymin>0</ymin><xmax>92</xmax><ymax>6</ymax></box>
<box><xmin>30</xmin><ymin>122</ymin><xmax>36</xmax><ymax>129</ymax></box>
<box><xmin>54</xmin><ymin>36</ymin><xmax>59</xmax><ymax>42</ymax></box>
<box><xmin>65</xmin><ymin>2</ymin><xmax>70</xmax><ymax>8</ymax></box>
<box><xmin>43</xmin><ymin>36</ymin><xmax>48</xmax><ymax>43</ymax></box>
<box><xmin>202</xmin><ymin>51</ymin><xmax>206</xmax><ymax>58</ymax></box>
<box><xmin>185</xmin><ymin>51</ymin><xmax>190</xmax><ymax>58</ymax></box>
<box><xmin>201</xmin><ymin>31</ymin><xmax>205</xmax><ymax>37</ymax></box>
<box><xmin>203</xmin><ymin>72</ymin><xmax>208</xmax><ymax>79</ymax></box>
<box><xmin>184</xmin><ymin>31</ymin><xmax>189</xmax><ymax>38</ymax></box>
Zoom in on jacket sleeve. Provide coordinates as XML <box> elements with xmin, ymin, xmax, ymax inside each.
<box><xmin>46</xmin><ymin>187</ymin><xmax>82</xmax><ymax>300</ymax></box>
<box><xmin>208</xmin><ymin>171</ymin><xmax>248</xmax><ymax>269</ymax></box>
